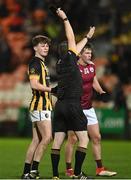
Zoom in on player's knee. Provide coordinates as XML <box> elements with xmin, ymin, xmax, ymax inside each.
<box><xmin>92</xmin><ymin>133</ymin><xmax>101</xmax><ymax>144</ymax></box>
<box><xmin>41</xmin><ymin>135</ymin><xmax>52</xmax><ymax>146</ymax></box>
<box><xmin>45</xmin><ymin>135</ymin><xmax>52</xmax><ymax>144</ymax></box>
<box><xmin>68</xmin><ymin>134</ymin><xmax>77</xmax><ymax>145</ymax></box>
<box><xmin>32</xmin><ymin>138</ymin><xmax>40</xmax><ymax>147</ymax></box>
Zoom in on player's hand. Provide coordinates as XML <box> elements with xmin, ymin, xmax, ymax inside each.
<box><xmin>86</xmin><ymin>26</ymin><xmax>95</xmax><ymax>39</ymax></box>
<box><xmin>56</xmin><ymin>8</ymin><xmax>67</xmax><ymax>20</ymax></box>
<box><xmin>100</xmin><ymin>90</ymin><xmax>106</xmax><ymax>94</ymax></box>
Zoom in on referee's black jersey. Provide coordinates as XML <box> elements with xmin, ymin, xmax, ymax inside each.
<box><xmin>56</xmin><ymin>49</ymin><xmax>83</xmax><ymax>100</ymax></box>
<box><xmin>28</xmin><ymin>57</ymin><xmax>52</xmax><ymax>111</ymax></box>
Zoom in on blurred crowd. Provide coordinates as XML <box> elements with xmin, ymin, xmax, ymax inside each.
<box><xmin>0</xmin><ymin>0</ymin><xmax>131</xmax><ymax>128</ymax></box>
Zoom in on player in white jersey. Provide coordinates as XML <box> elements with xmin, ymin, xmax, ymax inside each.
<box><xmin>65</xmin><ymin>43</ymin><xmax>117</xmax><ymax>177</ymax></box>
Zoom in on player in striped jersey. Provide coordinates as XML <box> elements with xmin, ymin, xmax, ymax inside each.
<box><xmin>21</xmin><ymin>35</ymin><xmax>53</xmax><ymax>179</ymax></box>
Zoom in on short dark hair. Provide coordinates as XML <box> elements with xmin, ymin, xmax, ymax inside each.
<box><xmin>58</xmin><ymin>41</ymin><xmax>68</xmax><ymax>58</ymax></box>
<box><xmin>32</xmin><ymin>35</ymin><xmax>51</xmax><ymax>47</ymax></box>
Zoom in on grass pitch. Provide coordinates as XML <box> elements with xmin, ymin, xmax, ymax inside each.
<box><xmin>0</xmin><ymin>138</ymin><xmax>131</xmax><ymax>179</ymax></box>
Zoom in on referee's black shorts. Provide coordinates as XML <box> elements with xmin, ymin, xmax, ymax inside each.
<box><xmin>53</xmin><ymin>99</ymin><xmax>87</xmax><ymax>133</ymax></box>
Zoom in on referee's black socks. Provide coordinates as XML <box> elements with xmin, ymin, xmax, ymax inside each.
<box><xmin>51</xmin><ymin>149</ymin><xmax>60</xmax><ymax>177</ymax></box>
<box><xmin>74</xmin><ymin>147</ymin><xmax>87</xmax><ymax>176</ymax></box>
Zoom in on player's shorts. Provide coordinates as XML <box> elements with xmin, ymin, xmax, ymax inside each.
<box><xmin>30</xmin><ymin>110</ymin><xmax>51</xmax><ymax>122</ymax></box>
<box><xmin>53</xmin><ymin>99</ymin><xmax>87</xmax><ymax>132</ymax></box>
<box><xmin>83</xmin><ymin>107</ymin><xmax>98</xmax><ymax>125</ymax></box>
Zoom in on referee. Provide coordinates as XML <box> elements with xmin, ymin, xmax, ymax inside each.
<box><xmin>51</xmin><ymin>8</ymin><xmax>94</xmax><ymax>179</ymax></box>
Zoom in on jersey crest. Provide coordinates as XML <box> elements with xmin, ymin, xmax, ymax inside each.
<box><xmin>89</xmin><ymin>67</ymin><xmax>94</xmax><ymax>73</ymax></box>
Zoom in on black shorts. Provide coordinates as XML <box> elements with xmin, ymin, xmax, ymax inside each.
<box><xmin>53</xmin><ymin>99</ymin><xmax>87</xmax><ymax>132</ymax></box>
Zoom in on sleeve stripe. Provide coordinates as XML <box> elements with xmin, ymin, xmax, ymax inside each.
<box><xmin>29</xmin><ymin>75</ymin><xmax>39</xmax><ymax>80</ymax></box>
<box><xmin>68</xmin><ymin>49</ymin><xmax>78</xmax><ymax>55</ymax></box>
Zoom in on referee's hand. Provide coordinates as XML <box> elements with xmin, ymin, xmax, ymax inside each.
<box><xmin>51</xmin><ymin>86</ymin><xmax>58</xmax><ymax>95</ymax></box>
<box><xmin>49</xmin><ymin>5</ymin><xmax>58</xmax><ymax>15</ymax></box>
<box><xmin>56</xmin><ymin>8</ymin><xmax>67</xmax><ymax>20</ymax></box>
<box><xmin>99</xmin><ymin>92</ymin><xmax>110</xmax><ymax>102</ymax></box>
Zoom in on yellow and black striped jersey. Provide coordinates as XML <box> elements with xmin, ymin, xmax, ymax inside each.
<box><xmin>28</xmin><ymin>56</ymin><xmax>52</xmax><ymax>111</ymax></box>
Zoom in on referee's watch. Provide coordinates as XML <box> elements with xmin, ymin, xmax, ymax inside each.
<box><xmin>84</xmin><ymin>35</ymin><xmax>90</xmax><ymax>40</ymax></box>
<box><xmin>63</xmin><ymin>18</ymin><xmax>68</xmax><ymax>21</ymax></box>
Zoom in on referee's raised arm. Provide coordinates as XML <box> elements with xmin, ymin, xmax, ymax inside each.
<box><xmin>56</xmin><ymin>8</ymin><xmax>76</xmax><ymax>52</ymax></box>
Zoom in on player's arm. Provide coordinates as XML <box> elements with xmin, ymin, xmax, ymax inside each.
<box><xmin>93</xmin><ymin>75</ymin><xmax>106</xmax><ymax>94</ymax></box>
<box><xmin>56</xmin><ymin>8</ymin><xmax>76</xmax><ymax>52</ymax></box>
<box><xmin>30</xmin><ymin>78</ymin><xmax>51</xmax><ymax>92</ymax></box>
<box><xmin>76</xmin><ymin>26</ymin><xmax>95</xmax><ymax>54</ymax></box>
<box><xmin>30</xmin><ymin>77</ymin><xmax>57</xmax><ymax>93</ymax></box>
<box><xmin>29</xmin><ymin>62</ymin><xmax>51</xmax><ymax>92</ymax></box>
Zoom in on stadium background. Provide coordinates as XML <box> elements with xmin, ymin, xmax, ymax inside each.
<box><xmin>0</xmin><ymin>0</ymin><xmax>131</xmax><ymax>178</ymax></box>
